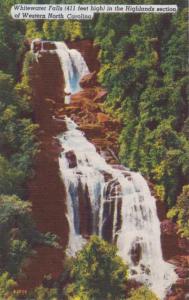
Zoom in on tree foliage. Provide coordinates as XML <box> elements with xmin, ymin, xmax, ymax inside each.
<box><xmin>28</xmin><ymin>285</ymin><xmax>59</xmax><ymax>300</ymax></box>
<box><xmin>67</xmin><ymin>236</ymin><xmax>128</xmax><ymax>300</ymax></box>
<box><xmin>0</xmin><ymin>1</ymin><xmax>55</xmax><ymax>282</ymax></box>
<box><xmin>0</xmin><ymin>70</ymin><xmax>38</xmax><ymax>197</ymax></box>
<box><xmin>127</xmin><ymin>286</ymin><xmax>159</xmax><ymax>300</ymax></box>
<box><xmin>0</xmin><ymin>194</ymin><xmax>58</xmax><ymax>277</ymax></box>
<box><xmin>167</xmin><ymin>185</ymin><xmax>189</xmax><ymax>238</ymax></box>
<box><xmin>0</xmin><ymin>0</ymin><xmax>188</xmax><ymax>296</ymax></box>
<box><xmin>92</xmin><ymin>5</ymin><xmax>188</xmax><ymax>207</ymax></box>
<box><xmin>0</xmin><ymin>272</ymin><xmax>17</xmax><ymax>300</ymax></box>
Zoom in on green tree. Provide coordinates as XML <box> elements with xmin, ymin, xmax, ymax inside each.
<box><xmin>0</xmin><ymin>195</ymin><xmax>35</xmax><ymax>276</ymax></box>
<box><xmin>0</xmin><ymin>70</ymin><xmax>38</xmax><ymax>197</ymax></box>
<box><xmin>0</xmin><ymin>195</ymin><xmax>57</xmax><ymax>276</ymax></box>
<box><xmin>0</xmin><ymin>272</ymin><xmax>17</xmax><ymax>300</ymax></box>
<box><xmin>128</xmin><ymin>286</ymin><xmax>159</xmax><ymax>300</ymax></box>
<box><xmin>167</xmin><ymin>185</ymin><xmax>189</xmax><ymax>238</ymax></box>
<box><xmin>0</xmin><ymin>155</ymin><xmax>25</xmax><ymax>196</ymax></box>
<box><xmin>94</xmin><ymin>5</ymin><xmax>188</xmax><ymax>207</ymax></box>
<box><xmin>63</xmin><ymin>21</ymin><xmax>84</xmax><ymax>41</ymax></box>
<box><xmin>66</xmin><ymin>236</ymin><xmax>128</xmax><ymax>300</ymax></box>
<box><xmin>25</xmin><ymin>21</ymin><xmax>42</xmax><ymax>39</ymax></box>
<box><xmin>29</xmin><ymin>285</ymin><xmax>59</xmax><ymax>300</ymax></box>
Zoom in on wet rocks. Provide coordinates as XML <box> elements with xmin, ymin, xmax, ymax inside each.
<box><xmin>131</xmin><ymin>243</ymin><xmax>142</xmax><ymax>266</ymax></box>
<box><xmin>65</xmin><ymin>150</ymin><xmax>77</xmax><ymax>168</ymax></box>
<box><xmin>51</xmin><ymin>116</ymin><xmax>67</xmax><ymax>133</ymax></box>
<box><xmin>175</xmin><ymin>267</ymin><xmax>189</xmax><ymax>278</ymax></box>
<box><xmin>166</xmin><ymin>277</ymin><xmax>189</xmax><ymax>300</ymax></box>
<box><xmin>79</xmin><ymin>124</ymin><xmax>105</xmax><ymax>138</ymax></box>
<box><xmin>78</xmin><ymin>181</ymin><xmax>93</xmax><ymax>236</ymax></box>
<box><xmin>100</xmin><ymin>170</ymin><xmax>113</xmax><ymax>182</ymax></box>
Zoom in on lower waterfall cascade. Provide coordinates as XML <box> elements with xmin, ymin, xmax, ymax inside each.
<box><xmin>58</xmin><ymin>117</ymin><xmax>177</xmax><ymax>300</ymax></box>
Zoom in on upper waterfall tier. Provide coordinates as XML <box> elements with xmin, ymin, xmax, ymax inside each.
<box><xmin>30</xmin><ymin>39</ymin><xmax>89</xmax><ymax>103</ymax></box>
<box><xmin>55</xmin><ymin>41</ymin><xmax>89</xmax><ymax>95</ymax></box>
<box><xmin>58</xmin><ymin>117</ymin><xmax>177</xmax><ymax>300</ymax></box>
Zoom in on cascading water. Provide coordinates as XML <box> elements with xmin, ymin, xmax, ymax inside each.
<box><xmin>31</xmin><ymin>39</ymin><xmax>89</xmax><ymax>104</ymax></box>
<box><xmin>58</xmin><ymin>117</ymin><xmax>177</xmax><ymax>299</ymax></box>
<box><xmin>55</xmin><ymin>42</ymin><xmax>89</xmax><ymax>103</ymax></box>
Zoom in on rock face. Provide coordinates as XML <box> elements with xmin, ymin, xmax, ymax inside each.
<box><xmin>19</xmin><ymin>47</ymin><xmax>68</xmax><ymax>290</ymax></box>
<box><xmin>30</xmin><ymin>39</ymin><xmax>57</xmax><ymax>52</ymax></box>
<box><xmin>65</xmin><ymin>150</ymin><xmax>77</xmax><ymax>168</ymax></box>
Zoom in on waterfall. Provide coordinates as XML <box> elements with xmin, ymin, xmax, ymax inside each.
<box><xmin>55</xmin><ymin>42</ymin><xmax>89</xmax><ymax>104</ymax></box>
<box><xmin>58</xmin><ymin>117</ymin><xmax>177</xmax><ymax>300</ymax></box>
<box><xmin>31</xmin><ymin>39</ymin><xmax>89</xmax><ymax>104</ymax></box>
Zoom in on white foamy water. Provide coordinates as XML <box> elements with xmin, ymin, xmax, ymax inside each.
<box><xmin>31</xmin><ymin>39</ymin><xmax>89</xmax><ymax>104</ymax></box>
<box><xmin>58</xmin><ymin>117</ymin><xmax>177</xmax><ymax>300</ymax></box>
<box><xmin>55</xmin><ymin>42</ymin><xmax>89</xmax><ymax>103</ymax></box>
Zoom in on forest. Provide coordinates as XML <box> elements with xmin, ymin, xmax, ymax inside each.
<box><xmin>0</xmin><ymin>0</ymin><xmax>188</xmax><ymax>299</ymax></box>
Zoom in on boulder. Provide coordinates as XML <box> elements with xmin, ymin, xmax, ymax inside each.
<box><xmin>63</xmin><ymin>105</ymin><xmax>81</xmax><ymax>115</ymax></box>
<box><xmin>65</xmin><ymin>150</ymin><xmax>77</xmax><ymax>168</ymax></box>
<box><xmin>79</xmin><ymin>124</ymin><xmax>105</xmax><ymax>138</ymax></box>
<box><xmin>71</xmin><ymin>88</ymin><xmax>96</xmax><ymax>101</ymax></box>
<box><xmin>80</xmin><ymin>71</ymin><xmax>97</xmax><ymax>88</ymax></box>
<box><xmin>112</xmin><ymin>165</ymin><xmax>128</xmax><ymax>171</ymax></box>
<box><xmin>31</xmin><ymin>38</ymin><xmax>42</xmax><ymax>52</ymax></box>
<box><xmin>131</xmin><ymin>243</ymin><xmax>142</xmax><ymax>266</ymax></box>
<box><xmin>175</xmin><ymin>267</ymin><xmax>189</xmax><ymax>278</ymax></box>
<box><xmin>94</xmin><ymin>89</ymin><xmax>108</xmax><ymax>103</ymax></box>
<box><xmin>97</xmin><ymin>112</ymin><xmax>110</xmax><ymax>124</ymax></box>
<box><xmin>100</xmin><ymin>170</ymin><xmax>113</xmax><ymax>182</ymax></box>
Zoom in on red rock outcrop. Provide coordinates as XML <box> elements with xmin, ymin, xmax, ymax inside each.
<box><xmin>80</xmin><ymin>71</ymin><xmax>98</xmax><ymax>88</ymax></box>
<box><xmin>18</xmin><ymin>47</ymin><xmax>68</xmax><ymax>290</ymax></box>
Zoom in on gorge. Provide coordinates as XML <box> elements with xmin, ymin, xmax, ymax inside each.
<box><xmin>21</xmin><ymin>39</ymin><xmax>188</xmax><ymax>300</ymax></box>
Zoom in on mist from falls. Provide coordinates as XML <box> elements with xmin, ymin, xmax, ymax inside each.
<box><xmin>58</xmin><ymin>117</ymin><xmax>177</xmax><ymax>299</ymax></box>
